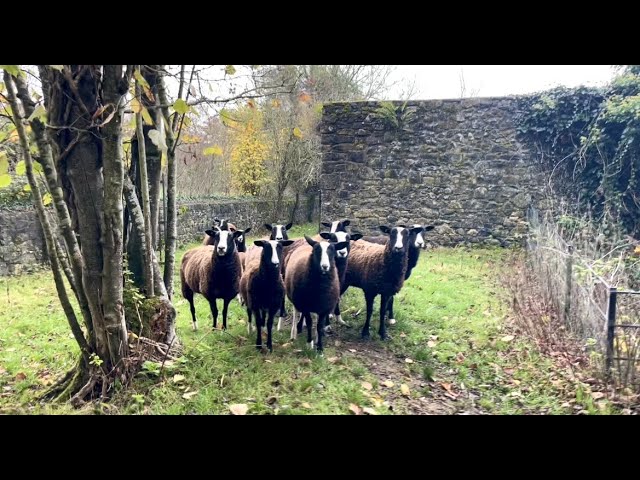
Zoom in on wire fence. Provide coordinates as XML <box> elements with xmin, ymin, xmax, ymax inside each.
<box><xmin>527</xmin><ymin>208</ymin><xmax>640</xmax><ymax>389</ymax></box>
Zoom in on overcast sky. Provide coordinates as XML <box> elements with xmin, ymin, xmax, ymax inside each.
<box><xmin>386</xmin><ymin>65</ymin><xmax>616</xmax><ymax>100</ymax></box>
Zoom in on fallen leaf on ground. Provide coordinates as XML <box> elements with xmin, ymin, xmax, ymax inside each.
<box><xmin>405</xmin><ymin>358</ymin><xmax>414</xmax><ymax>364</ymax></box>
<box><xmin>172</xmin><ymin>374</ymin><xmax>185</xmax><ymax>383</ymax></box>
<box><xmin>349</xmin><ymin>404</ymin><xmax>362</xmax><ymax>415</ymax></box>
<box><xmin>361</xmin><ymin>381</ymin><xmax>373</xmax><ymax>391</ymax></box>
<box><xmin>327</xmin><ymin>356</ymin><xmax>339</xmax><ymax>363</ymax></box>
<box><xmin>15</xmin><ymin>372</ymin><xmax>26</xmax><ymax>381</ymax></box>
<box><xmin>182</xmin><ymin>391</ymin><xmax>199</xmax><ymax>400</ymax></box>
<box><xmin>383</xmin><ymin>380</ymin><xmax>394</xmax><ymax>388</ymax></box>
<box><xmin>400</xmin><ymin>384</ymin><xmax>410</xmax><ymax>396</ymax></box>
<box><xmin>427</xmin><ymin>340</ymin><xmax>437</xmax><ymax>348</ymax></box>
<box><xmin>441</xmin><ymin>383</ymin><xmax>456</xmax><ymax>396</ymax></box>
<box><xmin>229</xmin><ymin>404</ymin><xmax>249</xmax><ymax>415</ymax></box>
<box><xmin>500</xmin><ymin>335</ymin><xmax>515</xmax><ymax>342</ymax></box>
<box><xmin>362</xmin><ymin>407</ymin><xmax>377</xmax><ymax>415</ymax></box>
<box><xmin>591</xmin><ymin>392</ymin><xmax>605</xmax><ymax>400</ymax></box>
<box><xmin>302</xmin><ymin>402</ymin><xmax>312</xmax><ymax>409</ymax></box>
<box><xmin>349</xmin><ymin>349</ymin><xmax>357</xmax><ymax>353</ymax></box>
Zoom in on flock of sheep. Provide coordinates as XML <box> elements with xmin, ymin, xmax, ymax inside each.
<box><xmin>180</xmin><ymin>218</ymin><xmax>433</xmax><ymax>353</ymax></box>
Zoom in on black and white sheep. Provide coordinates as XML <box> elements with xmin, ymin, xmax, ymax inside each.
<box><xmin>264</xmin><ymin>222</ymin><xmax>293</xmax><ymax>241</ymax></box>
<box><xmin>345</xmin><ymin>225</ymin><xmax>423</xmax><ymax>340</ymax></box>
<box><xmin>240</xmin><ymin>239</ymin><xmax>294</xmax><ymax>351</ymax></box>
<box><xmin>284</xmin><ymin>235</ymin><xmax>348</xmax><ymax>352</ymax></box>
<box><xmin>362</xmin><ymin>224</ymin><xmax>433</xmax><ymax>324</ymax></box>
<box><xmin>321</xmin><ymin>219</ymin><xmax>350</xmax><ymax>233</ymax></box>
<box><xmin>181</xmin><ymin>228</ymin><xmax>243</xmax><ymax>331</ymax></box>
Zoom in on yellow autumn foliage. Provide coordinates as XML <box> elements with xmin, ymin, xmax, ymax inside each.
<box><xmin>229</xmin><ymin>109</ymin><xmax>269</xmax><ymax>196</ymax></box>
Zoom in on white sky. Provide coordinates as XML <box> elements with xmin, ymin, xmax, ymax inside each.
<box><xmin>385</xmin><ymin>65</ymin><xmax>616</xmax><ymax>100</ymax></box>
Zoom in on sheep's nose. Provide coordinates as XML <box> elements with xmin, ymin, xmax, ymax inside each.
<box><xmin>276</xmin><ymin>236</ymin><xmax>283</xmax><ymax>241</ymax></box>
<box><xmin>273</xmin><ymin>262</ymin><xmax>279</xmax><ymax>268</ymax></box>
<box><xmin>321</xmin><ymin>264</ymin><xmax>330</xmax><ymax>272</ymax></box>
<box><xmin>393</xmin><ymin>247</ymin><xmax>403</xmax><ymax>253</ymax></box>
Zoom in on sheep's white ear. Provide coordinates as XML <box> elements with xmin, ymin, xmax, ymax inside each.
<box><xmin>285</xmin><ymin>222</ymin><xmax>293</xmax><ymax>230</ymax></box>
<box><xmin>379</xmin><ymin>226</ymin><xmax>391</xmax><ymax>235</ymax></box>
<box><xmin>205</xmin><ymin>229</ymin><xmax>217</xmax><ymax>237</ymax></box>
<box><xmin>319</xmin><ymin>232</ymin><xmax>332</xmax><ymax>240</ymax></box>
<box><xmin>280</xmin><ymin>240</ymin><xmax>294</xmax><ymax>247</ymax></box>
<box><xmin>304</xmin><ymin>235</ymin><xmax>317</xmax><ymax>247</ymax></box>
<box><xmin>254</xmin><ymin>240</ymin><xmax>265</xmax><ymax>247</ymax></box>
<box><xmin>350</xmin><ymin>233</ymin><xmax>363</xmax><ymax>241</ymax></box>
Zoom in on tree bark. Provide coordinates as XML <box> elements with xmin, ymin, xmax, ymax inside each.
<box><xmin>17</xmin><ymin>68</ymin><xmax>94</xmax><ymax>341</ymax></box>
<box><xmin>134</xmin><ymin>73</ymin><xmax>154</xmax><ymax>296</ymax></box>
<box><xmin>101</xmin><ymin>65</ymin><xmax>129</xmax><ymax>370</ymax></box>
<box><xmin>155</xmin><ymin>66</ymin><xmax>178</xmax><ymax>298</ymax></box>
<box><xmin>48</xmin><ymin>65</ymin><xmax>111</xmax><ymax>365</ymax></box>
<box><xmin>4</xmin><ymin>71</ymin><xmax>91</xmax><ymax>363</ymax></box>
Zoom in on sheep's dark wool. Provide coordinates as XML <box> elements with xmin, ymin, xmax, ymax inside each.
<box><xmin>181</xmin><ymin>229</ymin><xmax>243</xmax><ymax>331</ymax></box>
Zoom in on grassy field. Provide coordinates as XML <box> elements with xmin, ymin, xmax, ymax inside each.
<box><xmin>0</xmin><ymin>224</ymin><xmax>612</xmax><ymax>414</ymax></box>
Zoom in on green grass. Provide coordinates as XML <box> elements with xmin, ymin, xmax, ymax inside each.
<box><xmin>0</xmin><ymin>224</ymin><xmax>609</xmax><ymax>414</ymax></box>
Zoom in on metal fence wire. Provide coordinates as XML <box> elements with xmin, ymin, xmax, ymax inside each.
<box><xmin>526</xmin><ymin>208</ymin><xmax>640</xmax><ymax>388</ymax></box>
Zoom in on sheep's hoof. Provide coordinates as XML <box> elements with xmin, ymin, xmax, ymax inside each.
<box><xmin>336</xmin><ymin>315</ymin><xmax>349</xmax><ymax>327</ymax></box>
<box><xmin>316</xmin><ymin>349</ymin><xmax>324</xmax><ymax>356</ymax></box>
<box><xmin>306</xmin><ymin>340</ymin><xmax>314</xmax><ymax>350</ymax></box>
<box><xmin>324</xmin><ymin>325</ymin><xmax>333</xmax><ymax>334</ymax></box>
<box><xmin>361</xmin><ymin>330</ymin><xmax>371</xmax><ymax>340</ymax></box>
<box><xmin>277</xmin><ymin>317</ymin><xmax>283</xmax><ymax>331</ymax></box>
<box><xmin>192</xmin><ymin>321</ymin><xmax>198</xmax><ymax>331</ymax></box>
<box><xmin>379</xmin><ymin>332</ymin><xmax>391</xmax><ymax>341</ymax></box>
<box><xmin>388</xmin><ymin>318</ymin><xmax>397</xmax><ymax>325</ymax></box>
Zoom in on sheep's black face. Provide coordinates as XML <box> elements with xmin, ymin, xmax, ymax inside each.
<box><xmin>321</xmin><ymin>219</ymin><xmax>351</xmax><ymax>234</ymax></box>
<box><xmin>379</xmin><ymin>226</ymin><xmax>412</xmax><ymax>254</ymax></box>
<box><xmin>305</xmin><ymin>236</ymin><xmax>350</xmax><ymax>275</ymax></box>
<box><xmin>254</xmin><ymin>239</ymin><xmax>294</xmax><ymax>270</ymax></box>
<box><xmin>265</xmin><ymin>222</ymin><xmax>293</xmax><ymax>241</ymax></box>
<box><xmin>409</xmin><ymin>224</ymin><xmax>434</xmax><ymax>250</ymax></box>
<box><xmin>235</xmin><ymin>227</ymin><xmax>251</xmax><ymax>253</ymax></box>
<box><xmin>206</xmin><ymin>229</ymin><xmax>241</xmax><ymax>257</ymax></box>
<box><xmin>319</xmin><ymin>231</ymin><xmax>363</xmax><ymax>260</ymax></box>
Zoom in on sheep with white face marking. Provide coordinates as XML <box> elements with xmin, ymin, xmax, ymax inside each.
<box><xmin>203</xmin><ymin>221</ymin><xmax>250</xmax><ymax>252</ymax></box>
<box><xmin>345</xmin><ymin>225</ymin><xmax>423</xmax><ymax>340</ymax></box>
<box><xmin>321</xmin><ymin>219</ymin><xmax>350</xmax><ymax>234</ymax></box>
<box><xmin>309</xmin><ymin>230</ymin><xmax>362</xmax><ymax>331</ymax></box>
<box><xmin>181</xmin><ymin>228</ymin><xmax>243</xmax><ymax>331</ymax></box>
<box><xmin>240</xmin><ymin>239</ymin><xmax>294</xmax><ymax>352</ymax></box>
<box><xmin>263</xmin><ymin>222</ymin><xmax>293</xmax><ymax>322</ymax></box>
<box><xmin>284</xmin><ymin>235</ymin><xmax>349</xmax><ymax>352</ymax></box>
<box><xmin>264</xmin><ymin>222</ymin><xmax>293</xmax><ymax>241</ymax></box>
<box><xmin>362</xmin><ymin>224</ymin><xmax>434</xmax><ymax>325</ymax></box>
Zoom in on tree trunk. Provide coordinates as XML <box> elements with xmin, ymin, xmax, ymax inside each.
<box><xmin>134</xmin><ymin>74</ymin><xmax>154</xmax><ymax>296</ymax></box>
<box><xmin>48</xmin><ymin>65</ymin><xmax>112</xmax><ymax>366</ymax></box>
<box><xmin>154</xmin><ymin>66</ymin><xmax>178</xmax><ymax>299</ymax></box>
<box><xmin>15</xmin><ymin>69</ymin><xmax>94</xmax><ymax>341</ymax></box>
<box><xmin>4</xmin><ymin>71</ymin><xmax>91</xmax><ymax>364</ymax></box>
<box><xmin>101</xmin><ymin>65</ymin><xmax>129</xmax><ymax>370</ymax></box>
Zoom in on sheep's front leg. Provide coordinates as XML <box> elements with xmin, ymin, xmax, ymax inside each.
<box><xmin>222</xmin><ymin>297</ymin><xmax>231</xmax><ymax>330</ymax></box>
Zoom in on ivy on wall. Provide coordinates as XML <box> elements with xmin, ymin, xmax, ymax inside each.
<box><xmin>517</xmin><ymin>66</ymin><xmax>640</xmax><ymax>237</ymax></box>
